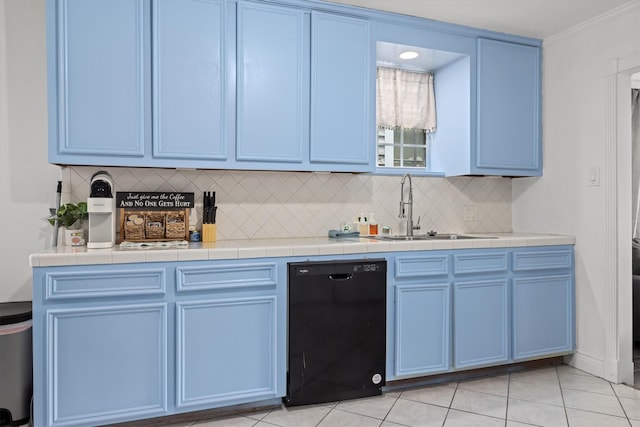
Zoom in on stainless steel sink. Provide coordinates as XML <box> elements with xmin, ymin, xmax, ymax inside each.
<box><xmin>428</xmin><ymin>233</ymin><xmax>495</xmax><ymax>240</ymax></box>
<box><xmin>368</xmin><ymin>233</ymin><xmax>494</xmax><ymax>241</ymax></box>
<box><xmin>368</xmin><ymin>234</ymin><xmax>431</xmax><ymax>241</ymax></box>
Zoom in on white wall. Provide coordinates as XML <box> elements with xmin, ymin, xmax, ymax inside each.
<box><xmin>0</xmin><ymin>0</ymin><xmax>59</xmax><ymax>302</ymax></box>
<box><xmin>513</xmin><ymin>2</ymin><xmax>640</xmax><ymax>379</ymax></box>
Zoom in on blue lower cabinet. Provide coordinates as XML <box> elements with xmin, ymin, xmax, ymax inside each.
<box><xmin>31</xmin><ymin>248</ymin><xmax>574</xmax><ymax>425</ymax></box>
<box><xmin>390</xmin><ymin>246</ymin><xmax>574</xmax><ymax>381</ymax></box>
<box><xmin>46</xmin><ymin>303</ymin><xmax>168</xmax><ymax>426</ymax></box>
<box><xmin>512</xmin><ymin>274</ymin><xmax>574</xmax><ymax>360</ymax></box>
<box><xmin>33</xmin><ymin>260</ymin><xmax>286</xmax><ymax>427</ymax></box>
<box><xmin>394</xmin><ymin>283</ymin><xmax>451</xmax><ymax>377</ymax></box>
<box><xmin>453</xmin><ymin>279</ymin><xmax>509</xmax><ymax>369</ymax></box>
<box><xmin>176</xmin><ymin>297</ymin><xmax>277</xmax><ymax>408</ymax></box>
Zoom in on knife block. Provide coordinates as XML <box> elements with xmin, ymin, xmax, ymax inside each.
<box><xmin>202</xmin><ymin>224</ymin><xmax>216</xmax><ymax>243</ymax></box>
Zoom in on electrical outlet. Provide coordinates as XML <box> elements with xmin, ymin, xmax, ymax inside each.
<box><xmin>464</xmin><ymin>205</ymin><xmax>477</xmax><ymax>222</ymax></box>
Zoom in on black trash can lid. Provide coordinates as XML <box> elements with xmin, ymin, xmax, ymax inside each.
<box><xmin>0</xmin><ymin>301</ymin><xmax>32</xmax><ymax>325</ymax></box>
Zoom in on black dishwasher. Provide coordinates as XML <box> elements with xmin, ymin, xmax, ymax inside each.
<box><xmin>285</xmin><ymin>259</ymin><xmax>386</xmax><ymax>406</ymax></box>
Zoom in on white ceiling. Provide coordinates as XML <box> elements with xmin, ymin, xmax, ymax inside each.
<box><xmin>326</xmin><ymin>0</ymin><xmax>635</xmax><ymax>39</ymax></box>
<box><xmin>377</xmin><ymin>41</ymin><xmax>466</xmax><ymax>71</ymax></box>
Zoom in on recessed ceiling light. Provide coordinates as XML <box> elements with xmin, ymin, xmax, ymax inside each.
<box><xmin>399</xmin><ymin>51</ymin><xmax>419</xmax><ymax>60</ymax></box>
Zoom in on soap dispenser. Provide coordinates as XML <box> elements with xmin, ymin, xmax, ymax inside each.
<box><xmin>369</xmin><ymin>213</ymin><xmax>378</xmax><ymax>235</ymax></box>
<box><xmin>358</xmin><ymin>213</ymin><xmax>369</xmax><ymax>235</ymax></box>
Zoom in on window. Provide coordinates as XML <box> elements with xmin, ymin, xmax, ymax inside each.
<box><xmin>377</xmin><ymin>128</ymin><xmax>427</xmax><ymax>168</ymax></box>
<box><xmin>376</xmin><ymin>41</ymin><xmax>472</xmax><ymax>173</ymax></box>
<box><xmin>376</xmin><ymin>65</ymin><xmax>435</xmax><ymax>170</ymax></box>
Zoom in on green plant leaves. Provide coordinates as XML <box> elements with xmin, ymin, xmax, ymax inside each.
<box><xmin>48</xmin><ymin>202</ymin><xmax>88</xmax><ymax>228</ymax></box>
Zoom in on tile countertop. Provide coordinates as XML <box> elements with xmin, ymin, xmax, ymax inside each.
<box><xmin>29</xmin><ymin>233</ymin><xmax>575</xmax><ymax>268</ymax></box>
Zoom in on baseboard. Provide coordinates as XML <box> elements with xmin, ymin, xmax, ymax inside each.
<box><xmin>385</xmin><ymin>357</ymin><xmax>564</xmax><ymax>391</ymax></box>
<box><xmin>564</xmin><ymin>352</ymin><xmax>606</xmax><ymax>379</ymax></box>
<box><xmin>107</xmin><ymin>399</ymin><xmax>281</xmax><ymax>427</ymax></box>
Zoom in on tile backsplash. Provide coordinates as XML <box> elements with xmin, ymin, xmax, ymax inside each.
<box><xmin>63</xmin><ymin>166</ymin><xmax>512</xmax><ymax>241</ymax></box>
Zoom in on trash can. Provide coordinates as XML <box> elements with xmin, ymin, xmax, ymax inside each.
<box><xmin>0</xmin><ymin>302</ymin><xmax>32</xmax><ymax>426</ymax></box>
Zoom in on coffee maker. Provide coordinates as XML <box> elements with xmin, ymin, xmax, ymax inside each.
<box><xmin>87</xmin><ymin>171</ymin><xmax>116</xmax><ymax>248</ymax></box>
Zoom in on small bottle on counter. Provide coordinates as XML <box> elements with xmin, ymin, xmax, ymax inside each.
<box><xmin>369</xmin><ymin>213</ymin><xmax>378</xmax><ymax>235</ymax></box>
<box><xmin>358</xmin><ymin>213</ymin><xmax>369</xmax><ymax>235</ymax></box>
<box><xmin>189</xmin><ymin>226</ymin><xmax>201</xmax><ymax>242</ymax></box>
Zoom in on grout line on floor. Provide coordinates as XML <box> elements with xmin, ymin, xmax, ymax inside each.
<box><xmin>555</xmin><ymin>366</ymin><xmax>571</xmax><ymax>427</ymax></box>
<box><xmin>441</xmin><ymin>380</ymin><xmax>460</xmax><ymax>426</ymax></box>
<box><xmin>599</xmin><ymin>381</ymin><xmax>634</xmax><ymax>427</ymax></box>
<box><xmin>381</xmin><ymin>389</ymin><xmax>401</xmax><ymax>422</ymax></box>
<box><xmin>504</xmin><ymin>372</ymin><xmax>511</xmax><ymax>427</ymax></box>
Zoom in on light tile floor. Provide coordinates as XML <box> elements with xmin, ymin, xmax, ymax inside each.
<box><xmin>160</xmin><ymin>365</ymin><xmax>640</xmax><ymax>427</ymax></box>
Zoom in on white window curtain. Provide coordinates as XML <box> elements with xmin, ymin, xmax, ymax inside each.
<box><xmin>376</xmin><ymin>67</ymin><xmax>436</xmax><ymax>133</ymax></box>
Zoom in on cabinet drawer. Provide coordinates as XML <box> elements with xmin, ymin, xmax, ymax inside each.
<box><xmin>453</xmin><ymin>252</ymin><xmax>508</xmax><ymax>275</ymax></box>
<box><xmin>176</xmin><ymin>263</ymin><xmax>278</xmax><ymax>292</ymax></box>
<box><xmin>45</xmin><ymin>268</ymin><xmax>166</xmax><ymax>300</ymax></box>
<box><xmin>513</xmin><ymin>249</ymin><xmax>573</xmax><ymax>272</ymax></box>
<box><xmin>395</xmin><ymin>255</ymin><xmax>449</xmax><ymax>279</ymax></box>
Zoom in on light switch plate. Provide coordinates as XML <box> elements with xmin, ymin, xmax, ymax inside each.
<box><xmin>588</xmin><ymin>166</ymin><xmax>601</xmax><ymax>186</ymax></box>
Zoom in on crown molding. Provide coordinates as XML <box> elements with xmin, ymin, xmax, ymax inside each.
<box><xmin>543</xmin><ymin>1</ymin><xmax>639</xmax><ymax>46</ymax></box>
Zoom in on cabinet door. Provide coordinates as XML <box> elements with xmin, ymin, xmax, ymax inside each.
<box><xmin>46</xmin><ymin>304</ymin><xmax>167</xmax><ymax>426</ymax></box>
<box><xmin>50</xmin><ymin>0</ymin><xmax>148</xmax><ymax>160</ymax></box>
<box><xmin>395</xmin><ymin>283</ymin><xmax>451</xmax><ymax>377</ymax></box>
<box><xmin>236</xmin><ymin>2</ymin><xmax>308</xmax><ymax>164</ymax></box>
<box><xmin>153</xmin><ymin>0</ymin><xmax>226</xmax><ymax>160</ymax></box>
<box><xmin>475</xmin><ymin>38</ymin><xmax>541</xmax><ymax>176</ymax></box>
<box><xmin>310</xmin><ymin>12</ymin><xmax>371</xmax><ymax>171</ymax></box>
<box><xmin>176</xmin><ymin>297</ymin><xmax>277</xmax><ymax>408</ymax></box>
<box><xmin>513</xmin><ymin>274</ymin><xmax>574</xmax><ymax>360</ymax></box>
<box><xmin>454</xmin><ymin>279</ymin><xmax>509</xmax><ymax>369</ymax></box>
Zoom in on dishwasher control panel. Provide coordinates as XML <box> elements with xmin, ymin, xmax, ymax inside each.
<box><xmin>290</xmin><ymin>259</ymin><xmax>386</xmax><ymax>277</ymax></box>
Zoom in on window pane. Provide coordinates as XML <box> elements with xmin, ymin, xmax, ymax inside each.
<box><xmin>415</xmin><ymin>147</ymin><xmax>426</xmax><ymax>167</ymax></box>
<box><xmin>376</xmin><ymin>127</ymin><xmax>428</xmax><ymax>169</ymax></box>
<box><xmin>394</xmin><ymin>145</ymin><xmax>402</xmax><ymax>167</ymax></box>
<box><xmin>393</xmin><ymin>129</ymin><xmax>401</xmax><ymax>145</ymax></box>
<box><xmin>403</xmin><ymin>146</ymin><xmax>416</xmax><ymax>167</ymax></box>
<box><xmin>403</xmin><ymin>130</ymin><xmax>426</xmax><ymax>146</ymax></box>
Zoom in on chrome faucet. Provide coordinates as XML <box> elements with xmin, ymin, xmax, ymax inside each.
<box><xmin>399</xmin><ymin>173</ymin><xmax>419</xmax><ymax>237</ymax></box>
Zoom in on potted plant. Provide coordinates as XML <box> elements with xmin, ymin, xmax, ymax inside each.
<box><xmin>48</xmin><ymin>202</ymin><xmax>88</xmax><ymax>246</ymax></box>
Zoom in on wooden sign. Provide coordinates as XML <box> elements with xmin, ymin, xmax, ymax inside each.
<box><xmin>116</xmin><ymin>192</ymin><xmax>194</xmax><ymax>242</ymax></box>
<box><xmin>116</xmin><ymin>192</ymin><xmax>194</xmax><ymax>210</ymax></box>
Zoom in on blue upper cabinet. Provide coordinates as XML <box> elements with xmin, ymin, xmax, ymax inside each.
<box><xmin>310</xmin><ymin>12</ymin><xmax>372</xmax><ymax>171</ymax></box>
<box><xmin>48</xmin><ymin>0</ymin><xmax>229</xmax><ymax>168</ymax></box>
<box><xmin>236</xmin><ymin>2</ymin><xmax>309</xmax><ymax>165</ymax></box>
<box><xmin>47</xmin><ymin>0</ymin><xmax>542</xmax><ymax>175</ymax></box>
<box><xmin>152</xmin><ymin>0</ymin><xmax>227</xmax><ymax>161</ymax></box>
<box><xmin>236</xmin><ymin>5</ymin><xmax>373</xmax><ymax>172</ymax></box>
<box><xmin>48</xmin><ymin>0</ymin><xmax>149</xmax><ymax>161</ymax></box>
<box><xmin>373</xmin><ymin>20</ymin><xmax>541</xmax><ymax>177</ymax></box>
<box><xmin>474</xmin><ymin>38</ymin><xmax>541</xmax><ymax>176</ymax></box>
